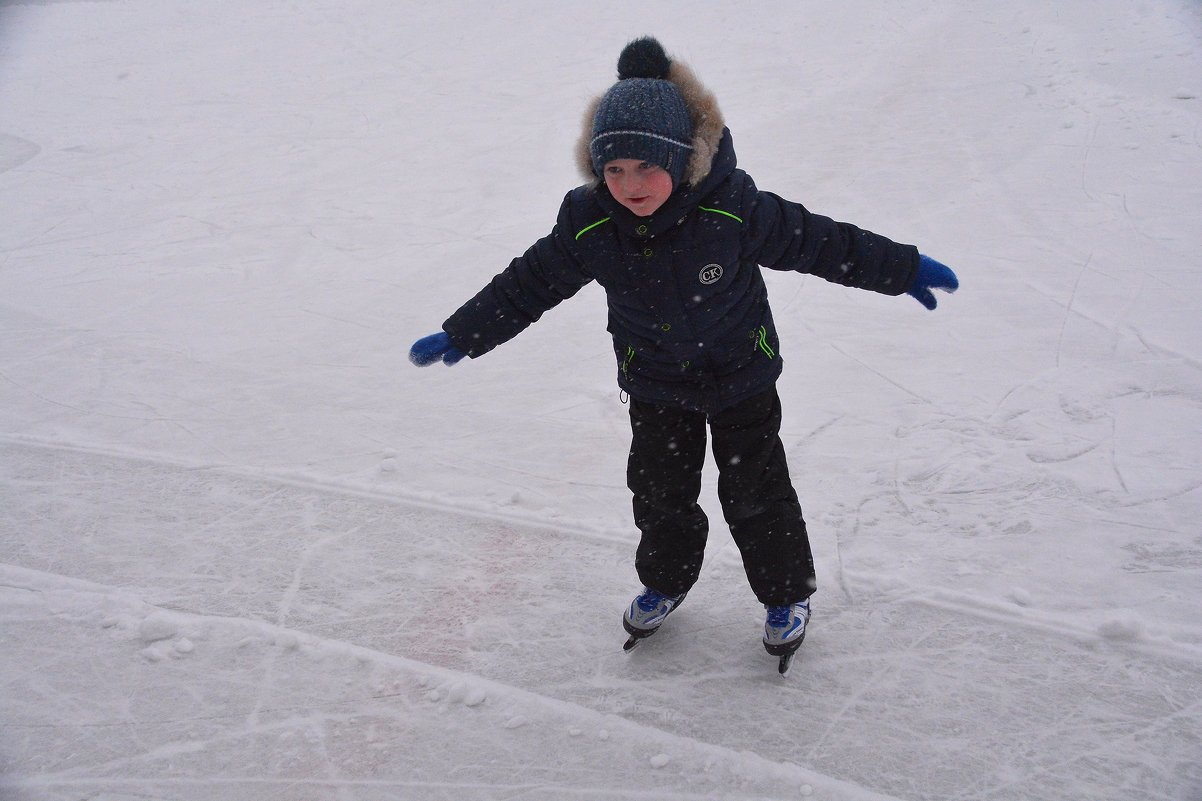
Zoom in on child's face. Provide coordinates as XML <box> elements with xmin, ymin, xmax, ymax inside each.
<box><xmin>603</xmin><ymin>159</ymin><xmax>673</xmax><ymax>217</ymax></box>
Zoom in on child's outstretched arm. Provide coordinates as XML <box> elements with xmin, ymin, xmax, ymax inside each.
<box><xmin>906</xmin><ymin>255</ymin><xmax>959</xmax><ymax>310</ymax></box>
<box><xmin>409</xmin><ymin>332</ymin><xmax>467</xmax><ymax>367</ymax></box>
<box><xmin>407</xmin><ymin>197</ymin><xmax>594</xmax><ymax>369</ymax></box>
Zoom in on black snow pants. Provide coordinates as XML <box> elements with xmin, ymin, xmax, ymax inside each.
<box><xmin>626</xmin><ymin>387</ymin><xmax>816</xmax><ymax>607</ymax></box>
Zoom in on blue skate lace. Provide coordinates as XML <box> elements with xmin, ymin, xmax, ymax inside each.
<box><xmin>766</xmin><ymin>606</ymin><xmax>790</xmax><ymax>627</ymax></box>
<box><xmin>637</xmin><ymin>589</ymin><xmax>673</xmax><ymax>612</ymax></box>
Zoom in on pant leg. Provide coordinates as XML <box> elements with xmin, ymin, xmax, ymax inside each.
<box><xmin>627</xmin><ymin>397</ymin><xmax>709</xmax><ymax>598</ymax></box>
<box><xmin>709</xmin><ymin>388</ymin><xmax>816</xmax><ymax>606</ymax></box>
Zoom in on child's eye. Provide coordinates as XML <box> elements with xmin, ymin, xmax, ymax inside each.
<box><xmin>638</xmin><ymin>162</ymin><xmax>654</xmax><ymax>171</ymax></box>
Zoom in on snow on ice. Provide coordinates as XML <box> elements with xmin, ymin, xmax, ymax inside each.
<box><xmin>2</xmin><ymin>1</ymin><xmax>1201</xmax><ymax>799</ymax></box>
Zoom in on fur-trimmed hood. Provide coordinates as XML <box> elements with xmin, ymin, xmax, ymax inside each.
<box><xmin>575</xmin><ymin>45</ymin><xmax>725</xmax><ymax>189</ymax></box>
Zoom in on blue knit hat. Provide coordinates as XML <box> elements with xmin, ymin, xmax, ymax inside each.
<box><xmin>590</xmin><ymin>38</ymin><xmax>693</xmax><ymax>188</ymax></box>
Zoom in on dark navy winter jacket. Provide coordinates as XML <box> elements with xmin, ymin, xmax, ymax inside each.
<box><xmin>443</xmin><ymin>130</ymin><xmax>919</xmax><ymax>414</ymax></box>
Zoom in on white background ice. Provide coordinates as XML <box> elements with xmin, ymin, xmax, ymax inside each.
<box><xmin>1</xmin><ymin>1</ymin><xmax>1200</xmax><ymax>799</ymax></box>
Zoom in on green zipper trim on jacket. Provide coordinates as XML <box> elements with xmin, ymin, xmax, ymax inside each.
<box><xmin>756</xmin><ymin>326</ymin><xmax>775</xmax><ymax>359</ymax></box>
<box><xmin>699</xmin><ymin>206</ymin><xmax>744</xmax><ymax>224</ymax></box>
<box><xmin>621</xmin><ymin>345</ymin><xmax>635</xmax><ymax>377</ymax></box>
<box><xmin>575</xmin><ymin>217</ymin><xmax>612</xmax><ymax>240</ymax></box>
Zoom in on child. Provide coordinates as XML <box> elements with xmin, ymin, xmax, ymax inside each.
<box><xmin>410</xmin><ymin>37</ymin><xmax>958</xmax><ymax>672</ymax></box>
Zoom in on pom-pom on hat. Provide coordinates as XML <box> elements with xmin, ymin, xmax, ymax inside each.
<box><xmin>590</xmin><ymin>37</ymin><xmax>694</xmax><ymax>188</ymax></box>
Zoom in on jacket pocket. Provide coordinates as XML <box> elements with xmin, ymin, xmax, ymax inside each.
<box><xmin>617</xmin><ymin>342</ymin><xmax>636</xmax><ymax>379</ymax></box>
<box><xmin>750</xmin><ymin>325</ymin><xmax>777</xmax><ymax>360</ymax></box>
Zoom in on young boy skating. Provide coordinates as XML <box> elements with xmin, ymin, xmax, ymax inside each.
<box><xmin>410</xmin><ymin>37</ymin><xmax>958</xmax><ymax>673</ymax></box>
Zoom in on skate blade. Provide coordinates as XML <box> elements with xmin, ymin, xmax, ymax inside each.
<box><xmin>765</xmin><ymin>636</ymin><xmax>804</xmax><ymax>675</ymax></box>
<box><xmin>622</xmin><ymin>628</ymin><xmax>658</xmax><ymax>651</ymax></box>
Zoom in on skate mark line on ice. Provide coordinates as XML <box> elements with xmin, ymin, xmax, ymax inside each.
<box><xmin>11</xmin><ymin>433</ymin><xmax>1200</xmax><ymax>662</ymax></box>
<box><xmin>0</xmin><ymin>563</ymin><xmax>873</xmax><ymax>800</ymax></box>
<box><xmin>0</xmin><ymin>434</ymin><xmax>629</xmax><ymax>547</ymax></box>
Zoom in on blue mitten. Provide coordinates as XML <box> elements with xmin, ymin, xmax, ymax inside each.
<box><xmin>409</xmin><ymin>332</ymin><xmax>467</xmax><ymax>366</ymax></box>
<box><xmin>907</xmin><ymin>255</ymin><xmax>959</xmax><ymax>310</ymax></box>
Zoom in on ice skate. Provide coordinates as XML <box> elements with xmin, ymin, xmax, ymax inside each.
<box><xmin>763</xmin><ymin>598</ymin><xmax>810</xmax><ymax>674</ymax></box>
<box><xmin>622</xmin><ymin>587</ymin><xmax>684</xmax><ymax>650</ymax></box>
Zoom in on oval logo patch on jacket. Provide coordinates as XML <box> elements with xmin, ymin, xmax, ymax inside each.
<box><xmin>699</xmin><ymin>263</ymin><xmax>724</xmax><ymax>285</ymax></box>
